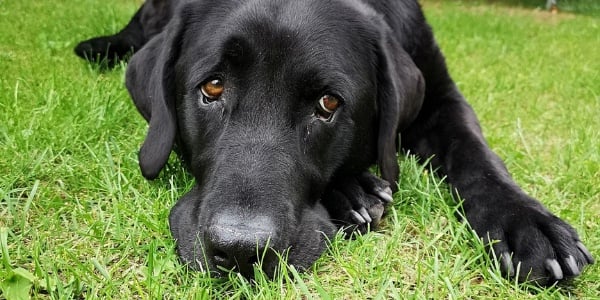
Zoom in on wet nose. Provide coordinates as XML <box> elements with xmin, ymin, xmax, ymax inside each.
<box><xmin>205</xmin><ymin>215</ymin><xmax>279</xmax><ymax>276</ymax></box>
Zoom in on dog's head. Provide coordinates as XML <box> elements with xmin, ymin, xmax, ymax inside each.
<box><xmin>126</xmin><ymin>0</ymin><xmax>423</xmax><ymax>276</ymax></box>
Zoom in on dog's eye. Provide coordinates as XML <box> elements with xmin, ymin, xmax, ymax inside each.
<box><xmin>315</xmin><ymin>95</ymin><xmax>342</xmax><ymax>121</ymax></box>
<box><xmin>200</xmin><ymin>78</ymin><xmax>224</xmax><ymax>102</ymax></box>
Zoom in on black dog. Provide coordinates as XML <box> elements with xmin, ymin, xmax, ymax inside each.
<box><xmin>75</xmin><ymin>0</ymin><xmax>593</xmax><ymax>284</ymax></box>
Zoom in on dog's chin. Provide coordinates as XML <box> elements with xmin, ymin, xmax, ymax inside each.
<box><xmin>286</xmin><ymin>202</ymin><xmax>337</xmax><ymax>273</ymax></box>
<box><xmin>168</xmin><ymin>188</ymin><xmax>337</xmax><ymax>277</ymax></box>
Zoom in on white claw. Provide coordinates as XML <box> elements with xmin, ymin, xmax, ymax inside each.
<box><xmin>501</xmin><ymin>252</ymin><xmax>515</xmax><ymax>277</ymax></box>
<box><xmin>350</xmin><ymin>210</ymin><xmax>366</xmax><ymax>224</ymax></box>
<box><xmin>576</xmin><ymin>241</ymin><xmax>595</xmax><ymax>264</ymax></box>
<box><xmin>544</xmin><ymin>259</ymin><xmax>563</xmax><ymax>280</ymax></box>
<box><xmin>376</xmin><ymin>188</ymin><xmax>394</xmax><ymax>203</ymax></box>
<box><xmin>358</xmin><ymin>207</ymin><xmax>372</xmax><ymax>223</ymax></box>
<box><xmin>565</xmin><ymin>255</ymin><xmax>580</xmax><ymax>276</ymax></box>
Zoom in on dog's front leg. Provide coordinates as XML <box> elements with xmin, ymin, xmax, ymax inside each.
<box><xmin>401</xmin><ymin>86</ymin><xmax>594</xmax><ymax>285</ymax></box>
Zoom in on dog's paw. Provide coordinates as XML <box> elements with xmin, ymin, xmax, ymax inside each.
<box><xmin>321</xmin><ymin>172</ymin><xmax>394</xmax><ymax>234</ymax></box>
<box><xmin>74</xmin><ymin>36</ymin><xmax>134</xmax><ymax>67</ymax></box>
<box><xmin>466</xmin><ymin>195</ymin><xmax>594</xmax><ymax>285</ymax></box>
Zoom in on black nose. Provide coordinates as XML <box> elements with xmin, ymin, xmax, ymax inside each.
<box><xmin>206</xmin><ymin>216</ymin><xmax>279</xmax><ymax>276</ymax></box>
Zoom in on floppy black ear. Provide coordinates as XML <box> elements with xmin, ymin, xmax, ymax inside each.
<box><xmin>125</xmin><ymin>15</ymin><xmax>184</xmax><ymax>180</ymax></box>
<box><xmin>375</xmin><ymin>27</ymin><xmax>425</xmax><ymax>192</ymax></box>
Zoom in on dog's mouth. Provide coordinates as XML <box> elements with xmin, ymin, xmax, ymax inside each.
<box><xmin>168</xmin><ymin>188</ymin><xmax>337</xmax><ymax>277</ymax></box>
<box><xmin>202</xmin><ymin>237</ymin><xmax>284</xmax><ymax>277</ymax></box>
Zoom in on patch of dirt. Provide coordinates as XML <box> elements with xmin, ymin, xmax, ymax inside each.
<box><xmin>422</xmin><ymin>0</ymin><xmax>577</xmax><ymax>24</ymax></box>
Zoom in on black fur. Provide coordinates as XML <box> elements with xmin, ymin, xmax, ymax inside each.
<box><xmin>75</xmin><ymin>0</ymin><xmax>593</xmax><ymax>283</ymax></box>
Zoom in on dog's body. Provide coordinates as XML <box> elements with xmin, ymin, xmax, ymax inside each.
<box><xmin>75</xmin><ymin>0</ymin><xmax>593</xmax><ymax>284</ymax></box>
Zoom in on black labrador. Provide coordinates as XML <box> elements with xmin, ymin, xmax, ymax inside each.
<box><xmin>75</xmin><ymin>0</ymin><xmax>593</xmax><ymax>284</ymax></box>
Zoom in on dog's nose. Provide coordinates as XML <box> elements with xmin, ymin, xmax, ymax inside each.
<box><xmin>206</xmin><ymin>215</ymin><xmax>278</xmax><ymax>276</ymax></box>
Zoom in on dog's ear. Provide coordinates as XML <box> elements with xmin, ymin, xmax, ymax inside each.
<box><xmin>375</xmin><ymin>26</ymin><xmax>425</xmax><ymax>192</ymax></box>
<box><xmin>125</xmin><ymin>15</ymin><xmax>185</xmax><ymax>180</ymax></box>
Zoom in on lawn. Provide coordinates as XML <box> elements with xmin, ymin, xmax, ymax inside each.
<box><xmin>0</xmin><ymin>0</ymin><xmax>598</xmax><ymax>299</ymax></box>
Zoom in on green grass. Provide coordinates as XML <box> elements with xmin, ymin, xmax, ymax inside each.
<box><xmin>1</xmin><ymin>0</ymin><xmax>598</xmax><ymax>298</ymax></box>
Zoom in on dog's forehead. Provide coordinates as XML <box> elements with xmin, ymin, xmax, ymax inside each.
<box><xmin>232</xmin><ymin>0</ymin><xmax>375</xmax><ymax>57</ymax></box>
<box><xmin>183</xmin><ymin>0</ymin><xmax>377</xmax><ymax>76</ymax></box>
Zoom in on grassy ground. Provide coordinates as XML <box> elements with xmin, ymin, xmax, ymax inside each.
<box><xmin>1</xmin><ymin>0</ymin><xmax>598</xmax><ymax>299</ymax></box>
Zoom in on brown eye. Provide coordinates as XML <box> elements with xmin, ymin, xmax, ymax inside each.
<box><xmin>200</xmin><ymin>78</ymin><xmax>224</xmax><ymax>102</ymax></box>
<box><xmin>316</xmin><ymin>95</ymin><xmax>341</xmax><ymax>121</ymax></box>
